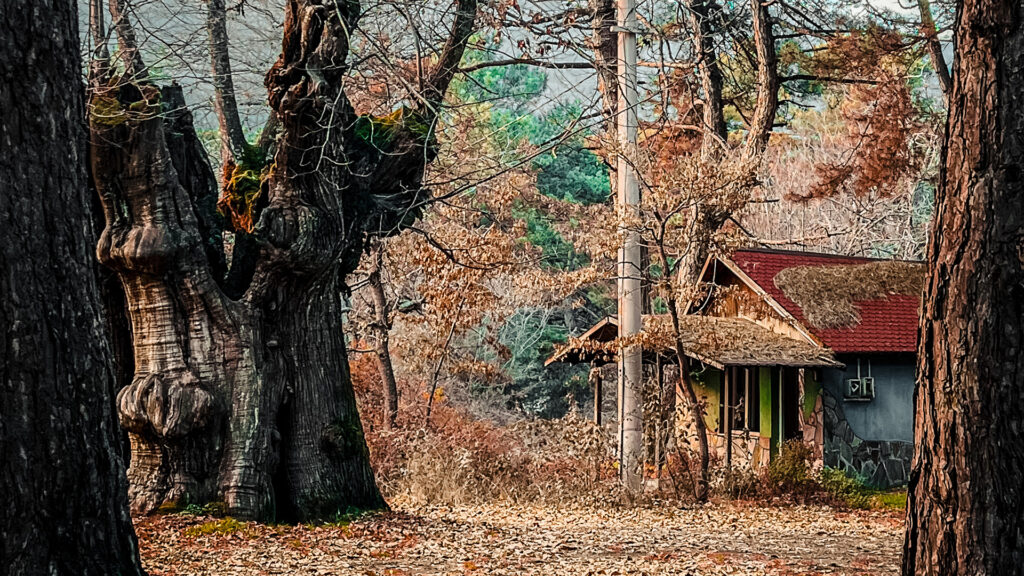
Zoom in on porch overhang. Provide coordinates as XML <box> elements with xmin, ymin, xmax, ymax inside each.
<box><xmin>545</xmin><ymin>315</ymin><xmax>843</xmax><ymax>370</ymax></box>
<box><xmin>544</xmin><ymin>316</ymin><xmax>619</xmax><ymax>367</ymax></box>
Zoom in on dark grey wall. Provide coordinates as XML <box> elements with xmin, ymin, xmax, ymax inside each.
<box><xmin>822</xmin><ymin>353</ymin><xmax>916</xmax><ymax>442</ymax></box>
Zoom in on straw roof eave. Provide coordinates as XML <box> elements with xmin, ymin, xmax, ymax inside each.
<box><xmin>546</xmin><ymin>315</ymin><xmax>843</xmax><ymax>369</ymax></box>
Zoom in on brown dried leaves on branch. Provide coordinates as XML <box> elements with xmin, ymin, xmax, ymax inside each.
<box><xmin>796</xmin><ymin>28</ymin><xmax>935</xmax><ymax>200</ymax></box>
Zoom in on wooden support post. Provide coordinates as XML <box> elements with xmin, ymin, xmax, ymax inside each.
<box><xmin>725</xmin><ymin>366</ymin><xmax>733</xmax><ymax>470</ymax></box>
<box><xmin>778</xmin><ymin>366</ymin><xmax>784</xmax><ymax>451</ymax></box>
<box><xmin>655</xmin><ymin>356</ymin><xmax>664</xmax><ymax>480</ymax></box>
<box><xmin>591</xmin><ymin>363</ymin><xmax>603</xmax><ymax>426</ymax></box>
<box><xmin>744</xmin><ymin>368</ymin><xmax>751</xmax><ymax>432</ymax></box>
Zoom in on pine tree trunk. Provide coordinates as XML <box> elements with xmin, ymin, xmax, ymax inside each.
<box><xmin>590</xmin><ymin>0</ymin><xmax>618</xmax><ymax>134</ymax></box>
<box><xmin>685</xmin><ymin>0</ymin><xmax>727</xmax><ymax>155</ymax></box>
<box><xmin>902</xmin><ymin>1</ymin><xmax>1024</xmax><ymax>573</ymax></box>
<box><xmin>917</xmin><ymin>0</ymin><xmax>952</xmax><ymax>97</ymax></box>
<box><xmin>744</xmin><ymin>0</ymin><xmax>778</xmax><ymax>156</ymax></box>
<box><xmin>0</xmin><ymin>0</ymin><xmax>144</xmax><ymax>572</ymax></box>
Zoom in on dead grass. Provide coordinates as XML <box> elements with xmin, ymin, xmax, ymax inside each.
<box><xmin>350</xmin><ymin>352</ymin><xmax>627</xmax><ymax>507</ymax></box>
<box><xmin>366</xmin><ymin>409</ymin><xmax>625</xmax><ymax>507</ymax></box>
<box><xmin>773</xmin><ymin>261</ymin><xmax>925</xmax><ymax>328</ymax></box>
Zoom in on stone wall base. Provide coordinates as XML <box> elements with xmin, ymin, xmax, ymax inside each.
<box><xmin>822</xmin><ymin>390</ymin><xmax>912</xmax><ymax>488</ymax></box>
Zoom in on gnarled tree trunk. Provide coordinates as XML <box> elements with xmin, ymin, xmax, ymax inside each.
<box><xmin>902</xmin><ymin>1</ymin><xmax>1024</xmax><ymax>573</ymax></box>
<box><xmin>89</xmin><ymin>0</ymin><xmax>477</xmax><ymax>522</ymax></box>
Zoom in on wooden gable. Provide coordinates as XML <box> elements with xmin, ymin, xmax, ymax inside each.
<box><xmin>692</xmin><ymin>257</ymin><xmax>821</xmax><ymax>347</ymax></box>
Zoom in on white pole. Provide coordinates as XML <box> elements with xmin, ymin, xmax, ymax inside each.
<box><xmin>615</xmin><ymin>0</ymin><xmax>643</xmax><ymax>492</ymax></box>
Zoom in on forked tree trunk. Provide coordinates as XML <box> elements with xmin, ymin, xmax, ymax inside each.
<box><xmin>0</xmin><ymin>0</ymin><xmax>144</xmax><ymax>572</ymax></box>
<box><xmin>674</xmin><ymin>0</ymin><xmax>745</xmax><ymax>290</ymax></box>
<box><xmin>902</xmin><ymin>1</ymin><xmax>1024</xmax><ymax>573</ymax></box>
<box><xmin>89</xmin><ymin>0</ymin><xmax>477</xmax><ymax>522</ymax></box>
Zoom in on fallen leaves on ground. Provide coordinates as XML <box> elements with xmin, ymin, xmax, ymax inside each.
<box><xmin>136</xmin><ymin>500</ymin><xmax>903</xmax><ymax>575</ymax></box>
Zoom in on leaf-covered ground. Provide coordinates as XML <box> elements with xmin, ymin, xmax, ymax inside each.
<box><xmin>136</xmin><ymin>501</ymin><xmax>903</xmax><ymax>575</ymax></box>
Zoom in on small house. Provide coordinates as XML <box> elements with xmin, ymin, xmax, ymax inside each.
<box><xmin>547</xmin><ymin>248</ymin><xmax>924</xmax><ymax>488</ymax></box>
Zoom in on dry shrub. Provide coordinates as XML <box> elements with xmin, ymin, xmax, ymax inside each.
<box><xmin>352</xmin><ymin>353</ymin><xmax>872</xmax><ymax>508</ymax></box>
<box><xmin>773</xmin><ymin>261</ymin><xmax>926</xmax><ymax>328</ymax></box>
<box><xmin>660</xmin><ymin>447</ymin><xmax>730</xmax><ymax>502</ymax></box>
<box><xmin>368</xmin><ymin>409</ymin><xmax>623</xmax><ymax>506</ymax></box>
<box><xmin>377</xmin><ymin>406</ymin><xmax>531</xmax><ymax>504</ymax></box>
<box><xmin>351</xmin><ymin>355</ymin><xmax>622</xmax><ymax>506</ymax></box>
<box><xmin>715</xmin><ymin>468</ymin><xmax>761</xmax><ymax>500</ymax></box>
<box><xmin>765</xmin><ymin>440</ymin><xmax>817</xmax><ymax>496</ymax></box>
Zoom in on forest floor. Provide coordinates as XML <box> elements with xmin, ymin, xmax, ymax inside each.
<box><xmin>136</xmin><ymin>500</ymin><xmax>903</xmax><ymax>576</ymax></box>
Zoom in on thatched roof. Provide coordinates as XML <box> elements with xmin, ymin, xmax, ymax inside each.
<box><xmin>772</xmin><ymin>261</ymin><xmax>926</xmax><ymax>329</ymax></box>
<box><xmin>546</xmin><ymin>315</ymin><xmax>842</xmax><ymax>369</ymax></box>
<box><xmin>726</xmin><ymin>249</ymin><xmax>923</xmax><ymax>353</ymax></box>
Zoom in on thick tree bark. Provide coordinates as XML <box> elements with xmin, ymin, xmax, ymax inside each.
<box><xmin>902</xmin><ymin>1</ymin><xmax>1024</xmax><ymax>574</ymax></box>
<box><xmin>90</xmin><ymin>0</ymin><xmax>477</xmax><ymax>522</ymax></box>
<box><xmin>91</xmin><ymin>82</ymin><xmax>250</xmax><ymax>515</ymax></box>
<box><xmin>685</xmin><ymin>0</ymin><xmax>727</xmax><ymax>156</ymax></box>
<box><xmin>367</xmin><ymin>242</ymin><xmax>399</xmax><ymax>429</ymax></box>
<box><xmin>590</xmin><ymin>0</ymin><xmax>619</xmax><ymax>135</ymax></box>
<box><xmin>744</xmin><ymin>0</ymin><xmax>778</xmax><ymax>157</ymax></box>
<box><xmin>0</xmin><ymin>0</ymin><xmax>144</xmax><ymax>573</ymax></box>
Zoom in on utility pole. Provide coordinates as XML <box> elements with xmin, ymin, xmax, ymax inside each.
<box><xmin>615</xmin><ymin>0</ymin><xmax>643</xmax><ymax>492</ymax></box>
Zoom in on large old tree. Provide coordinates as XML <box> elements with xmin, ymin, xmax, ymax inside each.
<box><xmin>0</xmin><ymin>0</ymin><xmax>145</xmax><ymax>573</ymax></box>
<box><xmin>89</xmin><ymin>0</ymin><xmax>477</xmax><ymax>521</ymax></box>
<box><xmin>903</xmin><ymin>0</ymin><xmax>1024</xmax><ymax>573</ymax></box>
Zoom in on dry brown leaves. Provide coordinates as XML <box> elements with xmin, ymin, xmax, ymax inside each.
<box><xmin>136</xmin><ymin>501</ymin><xmax>903</xmax><ymax>575</ymax></box>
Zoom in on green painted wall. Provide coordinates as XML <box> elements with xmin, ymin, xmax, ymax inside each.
<box><xmin>759</xmin><ymin>367</ymin><xmax>772</xmax><ymax>439</ymax></box>
<box><xmin>693</xmin><ymin>368</ymin><xmax>722</xmax><ymax>431</ymax></box>
<box><xmin>803</xmin><ymin>371</ymin><xmax>820</xmax><ymax>420</ymax></box>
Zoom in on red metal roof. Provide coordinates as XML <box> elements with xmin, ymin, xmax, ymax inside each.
<box><xmin>726</xmin><ymin>249</ymin><xmax>921</xmax><ymax>354</ymax></box>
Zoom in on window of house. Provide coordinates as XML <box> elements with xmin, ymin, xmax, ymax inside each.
<box><xmin>843</xmin><ymin>358</ymin><xmax>876</xmax><ymax>402</ymax></box>
<box><xmin>722</xmin><ymin>367</ymin><xmax>760</xmax><ymax>433</ymax></box>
